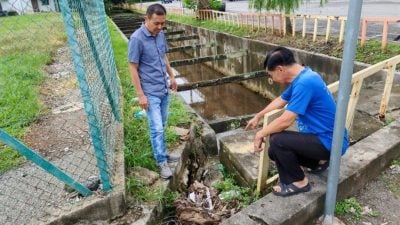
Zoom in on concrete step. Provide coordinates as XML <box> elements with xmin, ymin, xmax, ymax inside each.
<box><xmin>218</xmin><ymin>129</ymin><xmax>259</xmax><ymax>187</ymax></box>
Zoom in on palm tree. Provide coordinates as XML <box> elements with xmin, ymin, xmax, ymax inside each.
<box><xmin>248</xmin><ymin>0</ymin><xmax>328</xmax><ymax>33</ymax></box>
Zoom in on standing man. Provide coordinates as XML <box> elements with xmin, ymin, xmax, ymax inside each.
<box><xmin>245</xmin><ymin>46</ymin><xmax>348</xmax><ymax>197</ymax></box>
<box><xmin>128</xmin><ymin>4</ymin><xmax>179</xmax><ymax>179</ymax></box>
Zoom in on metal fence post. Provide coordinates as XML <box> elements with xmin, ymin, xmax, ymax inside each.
<box><xmin>323</xmin><ymin>0</ymin><xmax>363</xmax><ymax>224</ymax></box>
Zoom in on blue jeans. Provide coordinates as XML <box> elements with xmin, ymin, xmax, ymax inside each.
<box><xmin>146</xmin><ymin>94</ymin><xmax>170</xmax><ymax>164</ymax></box>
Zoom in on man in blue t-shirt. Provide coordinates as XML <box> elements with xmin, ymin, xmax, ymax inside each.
<box><xmin>245</xmin><ymin>46</ymin><xmax>348</xmax><ymax>197</ymax></box>
<box><xmin>128</xmin><ymin>4</ymin><xmax>179</xmax><ymax>179</ymax></box>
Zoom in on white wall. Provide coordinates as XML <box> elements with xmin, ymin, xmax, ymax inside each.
<box><xmin>0</xmin><ymin>0</ymin><xmax>33</xmax><ymax>13</ymax></box>
<box><xmin>0</xmin><ymin>0</ymin><xmax>57</xmax><ymax>14</ymax></box>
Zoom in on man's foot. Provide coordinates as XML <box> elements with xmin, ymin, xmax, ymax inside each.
<box><xmin>272</xmin><ymin>182</ymin><xmax>311</xmax><ymax>197</ymax></box>
<box><xmin>167</xmin><ymin>154</ymin><xmax>180</xmax><ymax>163</ymax></box>
<box><xmin>307</xmin><ymin>160</ymin><xmax>329</xmax><ymax>174</ymax></box>
<box><xmin>158</xmin><ymin>161</ymin><xmax>172</xmax><ymax>179</ymax></box>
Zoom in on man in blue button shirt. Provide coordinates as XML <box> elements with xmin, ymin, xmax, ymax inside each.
<box><xmin>245</xmin><ymin>46</ymin><xmax>348</xmax><ymax>197</ymax></box>
<box><xmin>128</xmin><ymin>4</ymin><xmax>178</xmax><ymax>179</ymax></box>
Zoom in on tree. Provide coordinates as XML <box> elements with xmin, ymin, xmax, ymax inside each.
<box><xmin>248</xmin><ymin>0</ymin><xmax>328</xmax><ymax>33</ymax></box>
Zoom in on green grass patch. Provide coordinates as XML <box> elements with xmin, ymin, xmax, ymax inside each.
<box><xmin>167</xmin><ymin>14</ymin><xmax>251</xmax><ymax>38</ymax></box>
<box><xmin>126</xmin><ymin>176</ymin><xmax>180</xmax><ymax>205</ymax></box>
<box><xmin>107</xmin><ymin>19</ymin><xmax>192</xmax><ymax>179</ymax></box>
<box><xmin>0</xmin><ymin>13</ymin><xmax>66</xmax><ymax>173</ymax></box>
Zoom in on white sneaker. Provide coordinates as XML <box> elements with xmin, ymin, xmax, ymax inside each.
<box><xmin>158</xmin><ymin>162</ymin><xmax>172</xmax><ymax>179</ymax></box>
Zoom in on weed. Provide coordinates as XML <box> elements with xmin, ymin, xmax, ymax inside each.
<box><xmin>384</xmin><ymin>117</ymin><xmax>396</xmax><ymax>125</ymax></box>
<box><xmin>229</xmin><ymin>120</ymin><xmax>241</xmax><ymax>130</ymax></box>
<box><xmin>335</xmin><ymin>197</ymin><xmax>363</xmax><ymax>221</ymax></box>
<box><xmin>161</xmin><ymin>191</ymin><xmax>180</xmax><ymax>209</ymax></box>
<box><xmin>391</xmin><ymin>160</ymin><xmax>400</xmax><ymax>167</ymax></box>
<box><xmin>213</xmin><ymin>177</ymin><xmax>258</xmax><ymax>208</ymax></box>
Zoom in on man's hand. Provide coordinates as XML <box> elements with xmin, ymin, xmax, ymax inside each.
<box><xmin>245</xmin><ymin>116</ymin><xmax>259</xmax><ymax>130</ymax></box>
<box><xmin>170</xmin><ymin>77</ymin><xmax>177</xmax><ymax>91</ymax></box>
<box><xmin>138</xmin><ymin>95</ymin><xmax>148</xmax><ymax>110</ymax></box>
<box><xmin>253</xmin><ymin>131</ymin><xmax>265</xmax><ymax>153</ymax></box>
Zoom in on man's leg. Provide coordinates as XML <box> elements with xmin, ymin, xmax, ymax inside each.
<box><xmin>147</xmin><ymin>95</ymin><xmax>172</xmax><ymax>178</ymax></box>
<box><xmin>147</xmin><ymin>95</ymin><xmax>167</xmax><ymax>164</ymax></box>
<box><xmin>268</xmin><ymin>131</ymin><xmax>329</xmax><ymax>185</ymax></box>
<box><xmin>159</xmin><ymin>94</ymin><xmax>180</xmax><ymax>163</ymax></box>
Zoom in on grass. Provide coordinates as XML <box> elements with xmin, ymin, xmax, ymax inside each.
<box><xmin>167</xmin><ymin>14</ymin><xmax>251</xmax><ymax>38</ymax></box>
<box><xmin>126</xmin><ymin>177</ymin><xmax>179</xmax><ymax>206</ymax></box>
<box><xmin>107</xmin><ymin>19</ymin><xmax>192</xmax><ymax>199</ymax></box>
<box><xmin>0</xmin><ymin>13</ymin><xmax>66</xmax><ymax>173</ymax></box>
<box><xmin>335</xmin><ymin>197</ymin><xmax>379</xmax><ymax>222</ymax></box>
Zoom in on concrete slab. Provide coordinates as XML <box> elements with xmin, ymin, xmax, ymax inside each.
<box><xmin>219</xmin><ymin>129</ymin><xmax>259</xmax><ymax>186</ymax></box>
<box><xmin>357</xmin><ymin>81</ymin><xmax>400</xmax><ymax>116</ymax></box>
<box><xmin>350</xmin><ymin>111</ymin><xmax>383</xmax><ymax>142</ymax></box>
<box><xmin>221</xmin><ymin>119</ymin><xmax>400</xmax><ymax>225</ymax></box>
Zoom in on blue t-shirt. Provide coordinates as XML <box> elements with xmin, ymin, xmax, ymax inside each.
<box><xmin>128</xmin><ymin>24</ymin><xmax>169</xmax><ymax>97</ymax></box>
<box><xmin>281</xmin><ymin>67</ymin><xmax>349</xmax><ymax>155</ymax></box>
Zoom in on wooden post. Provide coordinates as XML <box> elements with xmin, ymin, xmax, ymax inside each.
<box><xmin>379</xmin><ymin>64</ymin><xmax>396</xmax><ymax>118</ymax></box>
<box><xmin>381</xmin><ymin>19</ymin><xmax>389</xmax><ymax>50</ymax></box>
<box><xmin>258</xmin><ymin>15</ymin><xmax>261</xmax><ymax>31</ymax></box>
<box><xmin>313</xmin><ymin>18</ymin><xmax>318</xmax><ymax>42</ymax></box>
<box><xmin>346</xmin><ymin>79</ymin><xmax>363</xmax><ymax>131</ymax></box>
<box><xmin>224</xmin><ymin>12</ymin><xmax>227</xmax><ymax>25</ymax></box>
<box><xmin>246</xmin><ymin>14</ymin><xmax>249</xmax><ymax>30</ymax></box>
<box><xmin>302</xmin><ymin>16</ymin><xmax>306</xmax><ymax>38</ymax></box>
<box><xmin>279</xmin><ymin>15</ymin><xmax>283</xmax><ymax>35</ymax></box>
<box><xmin>252</xmin><ymin>14</ymin><xmax>255</xmax><ymax>31</ymax></box>
<box><xmin>264</xmin><ymin>15</ymin><xmax>267</xmax><ymax>32</ymax></box>
<box><xmin>292</xmin><ymin>16</ymin><xmax>296</xmax><ymax>37</ymax></box>
<box><xmin>272</xmin><ymin>15</ymin><xmax>276</xmax><ymax>35</ymax></box>
<box><xmin>339</xmin><ymin>19</ymin><xmax>345</xmax><ymax>44</ymax></box>
<box><xmin>325</xmin><ymin>18</ymin><xmax>331</xmax><ymax>42</ymax></box>
<box><xmin>282</xmin><ymin>15</ymin><xmax>285</xmax><ymax>36</ymax></box>
<box><xmin>361</xmin><ymin>18</ymin><xmax>367</xmax><ymax>47</ymax></box>
<box><xmin>256</xmin><ymin>109</ymin><xmax>284</xmax><ymax>194</ymax></box>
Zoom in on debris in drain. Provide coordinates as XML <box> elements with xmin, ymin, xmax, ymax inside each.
<box><xmin>174</xmin><ymin>181</ymin><xmax>240</xmax><ymax>225</ymax></box>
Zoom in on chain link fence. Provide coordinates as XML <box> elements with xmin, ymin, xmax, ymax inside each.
<box><xmin>0</xmin><ymin>0</ymin><xmax>122</xmax><ymax>224</ymax></box>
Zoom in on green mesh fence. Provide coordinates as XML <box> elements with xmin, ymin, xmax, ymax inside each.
<box><xmin>0</xmin><ymin>0</ymin><xmax>122</xmax><ymax>224</ymax></box>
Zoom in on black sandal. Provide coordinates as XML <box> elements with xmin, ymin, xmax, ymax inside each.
<box><xmin>307</xmin><ymin>161</ymin><xmax>329</xmax><ymax>174</ymax></box>
<box><xmin>272</xmin><ymin>182</ymin><xmax>311</xmax><ymax>197</ymax></box>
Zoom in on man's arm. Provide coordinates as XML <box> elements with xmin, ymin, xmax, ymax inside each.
<box><xmin>129</xmin><ymin>62</ymin><xmax>148</xmax><ymax>110</ymax></box>
<box><xmin>245</xmin><ymin>96</ymin><xmax>288</xmax><ymax>130</ymax></box>
<box><xmin>165</xmin><ymin>56</ymin><xmax>177</xmax><ymax>91</ymax></box>
<box><xmin>253</xmin><ymin>110</ymin><xmax>297</xmax><ymax>152</ymax></box>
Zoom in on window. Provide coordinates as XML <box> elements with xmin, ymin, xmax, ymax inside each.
<box><xmin>41</xmin><ymin>0</ymin><xmax>49</xmax><ymax>5</ymax></box>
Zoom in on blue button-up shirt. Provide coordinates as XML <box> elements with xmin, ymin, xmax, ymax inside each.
<box><xmin>128</xmin><ymin>24</ymin><xmax>169</xmax><ymax>97</ymax></box>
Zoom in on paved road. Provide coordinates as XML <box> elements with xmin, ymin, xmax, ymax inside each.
<box><xmin>225</xmin><ymin>0</ymin><xmax>400</xmax><ymax>17</ymax></box>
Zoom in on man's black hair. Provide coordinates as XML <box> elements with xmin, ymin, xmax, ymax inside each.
<box><xmin>263</xmin><ymin>46</ymin><xmax>296</xmax><ymax>71</ymax></box>
<box><xmin>146</xmin><ymin>3</ymin><xmax>167</xmax><ymax>17</ymax></box>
